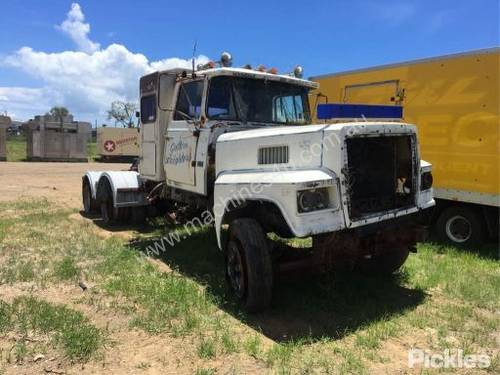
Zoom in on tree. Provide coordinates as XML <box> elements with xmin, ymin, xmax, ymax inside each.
<box><xmin>107</xmin><ymin>101</ymin><xmax>138</xmax><ymax>128</ymax></box>
<box><xmin>48</xmin><ymin>106</ymin><xmax>70</xmax><ymax>131</ymax></box>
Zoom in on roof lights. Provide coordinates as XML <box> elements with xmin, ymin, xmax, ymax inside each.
<box><xmin>220</xmin><ymin>51</ymin><xmax>232</xmax><ymax>67</ymax></box>
<box><xmin>293</xmin><ymin>65</ymin><xmax>304</xmax><ymax>78</ymax></box>
<box><xmin>194</xmin><ymin>51</ymin><xmax>304</xmax><ymax>79</ymax></box>
<box><xmin>197</xmin><ymin>61</ymin><xmax>216</xmax><ymax>70</ymax></box>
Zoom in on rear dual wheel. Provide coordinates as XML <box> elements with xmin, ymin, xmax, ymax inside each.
<box><xmin>82</xmin><ymin>178</ymin><xmax>97</xmax><ymax>214</ymax></box>
<box><xmin>97</xmin><ymin>180</ymin><xmax>130</xmax><ymax>225</ymax></box>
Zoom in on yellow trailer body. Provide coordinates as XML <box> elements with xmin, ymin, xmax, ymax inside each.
<box><xmin>97</xmin><ymin>127</ymin><xmax>139</xmax><ymax>159</ymax></box>
<box><xmin>310</xmin><ymin>48</ymin><xmax>499</xmax><ymax>244</ymax></box>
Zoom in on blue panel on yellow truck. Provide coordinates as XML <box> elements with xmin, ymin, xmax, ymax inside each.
<box><xmin>317</xmin><ymin>103</ymin><xmax>403</xmax><ymax>120</ymax></box>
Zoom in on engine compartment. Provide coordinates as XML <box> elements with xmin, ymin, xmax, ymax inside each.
<box><xmin>345</xmin><ymin>135</ymin><xmax>416</xmax><ymax>220</ymax></box>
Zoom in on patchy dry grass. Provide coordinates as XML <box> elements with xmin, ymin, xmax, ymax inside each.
<box><xmin>0</xmin><ymin>296</ymin><xmax>102</xmax><ymax>361</ymax></box>
<box><xmin>0</xmin><ymin>197</ymin><xmax>498</xmax><ymax>374</ymax></box>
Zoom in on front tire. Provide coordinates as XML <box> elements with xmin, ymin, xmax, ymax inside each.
<box><xmin>435</xmin><ymin>205</ymin><xmax>485</xmax><ymax>247</ymax></box>
<box><xmin>226</xmin><ymin>218</ymin><xmax>273</xmax><ymax>313</ymax></box>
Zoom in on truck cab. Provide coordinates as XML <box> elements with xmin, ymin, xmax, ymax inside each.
<box><xmin>82</xmin><ymin>52</ymin><xmax>435</xmax><ymax>312</ymax></box>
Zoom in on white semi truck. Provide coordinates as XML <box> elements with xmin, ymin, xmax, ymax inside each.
<box><xmin>82</xmin><ymin>53</ymin><xmax>435</xmax><ymax>312</ymax></box>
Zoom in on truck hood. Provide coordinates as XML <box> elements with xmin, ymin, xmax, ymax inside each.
<box><xmin>216</xmin><ymin>124</ymin><xmax>328</xmax><ymax>143</ymax></box>
<box><xmin>215</xmin><ymin>122</ymin><xmax>417</xmax><ymax>176</ymax></box>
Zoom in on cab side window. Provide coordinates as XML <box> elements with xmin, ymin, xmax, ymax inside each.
<box><xmin>174</xmin><ymin>80</ymin><xmax>203</xmax><ymax>120</ymax></box>
<box><xmin>140</xmin><ymin>95</ymin><xmax>156</xmax><ymax>123</ymax></box>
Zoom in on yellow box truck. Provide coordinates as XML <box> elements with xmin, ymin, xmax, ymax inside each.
<box><xmin>97</xmin><ymin>127</ymin><xmax>139</xmax><ymax>161</ymax></box>
<box><xmin>310</xmin><ymin>48</ymin><xmax>499</xmax><ymax>246</ymax></box>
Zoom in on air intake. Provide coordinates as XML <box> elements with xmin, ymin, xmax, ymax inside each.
<box><xmin>258</xmin><ymin>146</ymin><xmax>289</xmax><ymax>165</ymax></box>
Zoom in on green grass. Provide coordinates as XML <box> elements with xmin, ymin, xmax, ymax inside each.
<box><xmin>195</xmin><ymin>369</ymin><xmax>215</xmax><ymax>375</ymax></box>
<box><xmin>197</xmin><ymin>337</ymin><xmax>217</xmax><ymax>359</ymax></box>
<box><xmin>0</xmin><ymin>296</ymin><xmax>102</xmax><ymax>361</ymax></box>
<box><xmin>87</xmin><ymin>141</ymin><xmax>97</xmax><ymax>161</ymax></box>
<box><xmin>6</xmin><ymin>135</ymin><xmax>27</xmax><ymax>161</ymax></box>
<box><xmin>53</xmin><ymin>256</ymin><xmax>80</xmax><ymax>281</ymax></box>
<box><xmin>0</xmin><ymin>198</ymin><xmax>498</xmax><ymax>373</ymax></box>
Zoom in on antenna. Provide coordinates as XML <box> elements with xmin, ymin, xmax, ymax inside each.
<box><xmin>191</xmin><ymin>40</ymin><xmax>197</xmax><ymax>76</ymax></box>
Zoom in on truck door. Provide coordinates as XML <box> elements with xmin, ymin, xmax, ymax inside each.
<box><xmin>139</xmin><ymin>93</ymin><xmax>158</xmax><ymax>177</ymax></box>
<box><xmin>164</xmin><ymin>79</ymin><xmax>208</xmax><ymax>194</ymax></box>
<box><xmin>343</xmin><ymin>79</ymin><xmax>403</xmax><ymax>105</ymax></box>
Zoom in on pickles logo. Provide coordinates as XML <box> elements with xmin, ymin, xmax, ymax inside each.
<box><xmin>104</xmin><ymin>140</ymin><xmax>116</xmax><ymax>152</ymax></box>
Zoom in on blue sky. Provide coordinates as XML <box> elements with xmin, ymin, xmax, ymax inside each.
<box><xmin>0</xmin><ymin>0</ymin><xmax>498</xmax><ymax>123</ymax></box>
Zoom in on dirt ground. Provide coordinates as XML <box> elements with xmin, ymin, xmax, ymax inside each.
<box><xmin>0</xmin><ymin>161</ymin><xmax>497</xmax><ymax>374</ymax></box>
<box><xmin>0</xmin><ymin>162</ymin><xmax>130</xmax><ymax>209</ymax></box>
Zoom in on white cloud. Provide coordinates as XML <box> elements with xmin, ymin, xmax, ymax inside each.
<box><xmin>0</xmin><ymin>3</ymin><xmax>209</xmax><ymax>122</ymax></box>
<box><xmin>0</xmin><ymin>87</ymin><xmax>57</xmax><ymax>118</ymax></box>
<box><xmin>58</xmin><ymin>3</ymin><xmax>100</xmax><ymax>54</ymax></box>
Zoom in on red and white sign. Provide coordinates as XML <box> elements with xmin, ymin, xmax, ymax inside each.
<box><xmin>104</xmin><ymin>140</ymin><xmax>116</xmax><ymax>152</ymax></box>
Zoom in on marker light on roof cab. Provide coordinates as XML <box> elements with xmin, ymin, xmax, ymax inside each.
<box><xmin>317</xmin><ymin>103</ymin><xmax>403</xmax><ymax>120</ymax></box>
<box><xmin>197</xmin><ymin>61</ymin><xmax>216</xmax><ymax>70</ymax></box>
<box><xmin>293</xmin><ymin>65</ymin><xmax>304</xmax><ymax>78</ymax></box>
<box><xmin>220</xmin><ymin>52</ymin><xmax>232</xmax><ymax>67</ymax></box>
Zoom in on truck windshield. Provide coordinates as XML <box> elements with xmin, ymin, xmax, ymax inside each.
<box><xmin>207</xmin><ymin>76</ymin><xmax>311</xmax><ymax>125</ymax></box>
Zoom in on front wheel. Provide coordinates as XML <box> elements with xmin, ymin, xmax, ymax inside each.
<box><xmin>225</xmin><ymin>218</ymin><xmax>273</xmax><ymax>313</ymax></box>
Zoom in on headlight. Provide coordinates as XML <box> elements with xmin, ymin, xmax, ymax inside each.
<box><xmin>421</xmin><ymin>171</ymin><xmax>433</xmax><ymax>190</ymax></box>
<box><xmin>297</xmin><ymin>188</ymin><xmax>329</xmax><ymax>213</ymax></box>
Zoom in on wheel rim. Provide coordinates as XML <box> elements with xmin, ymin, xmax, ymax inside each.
<box><xmin>83</xmin><ymin>183</ymin><xmax>91</xmax><ymax>213</ymax></box>
<box><xmin>227</xmin><ymin>241</ymin><xmax>245</xmax><ymax>298</ymax></box>
<box><xmin>445</xmin><ymin>215</ymin><xmax>472</xmax><ymax>243</ymax></box>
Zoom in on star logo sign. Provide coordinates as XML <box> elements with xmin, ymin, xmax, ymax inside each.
<box><xmin>104</xmin><ymin>140</ymin><xmax>116</xmax><ymax>152</ymax></box>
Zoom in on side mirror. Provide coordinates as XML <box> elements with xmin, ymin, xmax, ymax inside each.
<box><xmin>135</xmin><ymin>111</ymin><xmax>140</xmax><ymax>118</ymax></box>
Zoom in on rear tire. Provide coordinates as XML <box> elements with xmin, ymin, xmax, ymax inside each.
<box><xmin>97</xmin><ymin>179</ymin><xmax>129</xmax><ymax>225</ymax></box>
<box><xmin>100</xmin><ymin>186</ymin><xmax>114</xmax><ymax>225</ymax></box>
<box><xmin>82</xmin><ymin>178</ymin><xmax>97</xmax><ymax>214</ymax></box>
<box><xmin>436</xmin><ymin>205</ymin><xmax>485</xmax><ymax>247</ymax></box>
<box><xmin>226</xmin><ymin>218</ymin><xmax>273</xmax><ymax>313</ymax></box>
<box><xmin>131</xmin><ymin>206</ymin><xmax>147</xmax><ymax>224</ymax></box>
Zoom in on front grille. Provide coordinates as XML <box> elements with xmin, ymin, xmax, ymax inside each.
<box><xmin>258</xmin><ymin>146</ymin><xmax>289</xmax><ymax>165</ymax></box>
<box><xmin>345</xmin><ymin>135</ymin><xmax>416</xmax><ymax>220</ymax></box>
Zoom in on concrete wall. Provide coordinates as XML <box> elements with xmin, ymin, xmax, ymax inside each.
<box><xmin>0</xmin><ymin>115</ymin><xmax>10</xmax><ymax>161</ymax></box>
<box><xmin>25</xmin><ymin>114</ymin><xmax>90</xmax><ymax>161</ymax></box>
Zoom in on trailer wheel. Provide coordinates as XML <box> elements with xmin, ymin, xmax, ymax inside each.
<box><xmin>436</xmin><ymin>205</ymin><xmax>484</xmax><ymax>247</ymax></box>
<box><xmin>226</xmin><ymin>218</ymin><xmax>273</xmax><ymax>313</ymax></box>
<box><xmin>82</xmin><ymin>178</ymin><xmax>97</xmax><ymax>214</ymax></box>
<box><xmin>356</xmin><ymin>247</ymin><xmax>410</xmax><ymax>275</ymax></box>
